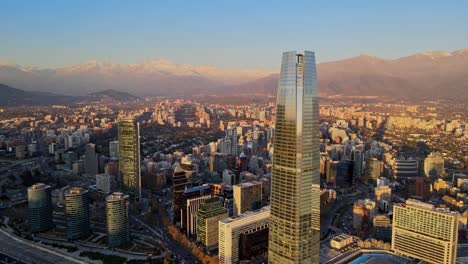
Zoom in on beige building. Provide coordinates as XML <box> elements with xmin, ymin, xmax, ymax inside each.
<box><xmin>392</xmin><ymin>199</ymin><xmax>458</xmax><ymax>264</ymax></box>
<box><xmin>233</xmin><ymin>181</ymin><xmax>262</xmax><ymax>216</ymax></box>
<box><xmin>219</xmin><ymin>206</ymin><xmax>270</xmax><ymax>264</ymax></box>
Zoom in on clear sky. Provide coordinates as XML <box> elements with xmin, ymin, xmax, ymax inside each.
<box><xmin>1</xmin><ymin>1</ymin><xmax>467</xmax><ymax>70</ymax></box>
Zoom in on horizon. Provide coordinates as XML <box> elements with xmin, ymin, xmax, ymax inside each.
<box><xmin>2</xmin><ymin>1</ymin><xmax>468</xmax><ymax>70</ymax></box>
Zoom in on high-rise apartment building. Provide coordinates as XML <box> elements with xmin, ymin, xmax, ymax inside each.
<box><xmin>392</xmin><ymin>199</ymin><xmax>458</xmax><ymax>264</ymax></box>
<box><xmin>65</xmin><ymin>187</ymin><xmax>90</xmax><ymax>240</ymax></box>
<box><xmin>219</xmin><ymin>206</ymin><xmax>270</xmax><ymax>264</ymax></box>
<box><xmin>28</xmin><ymin>183</ymin><xmax>53</xmax><ymax>232</ymax></box>
<box><xmin>233</xmin><ymin>181</ymin><xmax>262</xmax><ymax>216</ymax></box>
<box><xmin>106</xmin><ymin>192</ymin><xmax>130</xmax><ymax>247</ymax></box>
<box><xmin>118</xmin><ymin>119</ymin><xmax>141</xmax><ymax>199</ymax></box>
<box><xmin>269</xmin><ymin>51</ymin><xmax>320</xmax><ymax>263</ymax></box>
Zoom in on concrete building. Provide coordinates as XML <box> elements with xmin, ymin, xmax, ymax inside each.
<box><xmin>96</xmin><ymin>173</ymin><xmax>116</xmax><ymax>194</ymax></box>
<box><xmin>392</xmin><ymin>157</ymin><xmax>419</xmax><ymax>179</ymax></box>
<box><xmin>233</xmin><ymin>181</ymin><xmax>262</xmax><ymax>216</ymax></box>
<box><xmin>65</xmin><ymin>187</ymin><xmax>90</xmax><ymax>240</ymax></box>
<box><xmin>28</xmin><ymin>183</ymin><xmax>53</xmax><ymax>232</ymax></box>
<box><xmin>375</xmin><ymin>185</ymin><xmax>392</xmax><ymax>211</ymax></box>
<box><xmin>118</xmin><ymin>119</ymin><xmax>141</xmax><ymax>199</ymax></box>
<box><xmin>392</xmin><ymin>199</ymin><xmax>458</xmax><ymax>264</ymax></box>
<box><xmin>197</xmin><ymin>197</ymin><xmax>228</xmax><ymax>250</ymax></box>
<box><xmin>106</xmin><ymin>192</ymin><xmax>129</xmax><ymax>247</ymax></box>
<box><xmin>373</xmin><ymin>214</ymin><xmax>392</xmax><ymax>242</ymax></box>
<box><xmin>185</xmin><ymin>194</ymin><xmax>212</xmax><ymax>237</ymax></box>
<box><xmin>109</xmin><ymin>140</ymin><xmax>119</xmax><ymax>159</ymax></box>
<box><xmin>269</xmin><ymin>51</ymin><xmax>320</xmax><ymax>263</ymax></box>
<box><xmin>424</xmin><ymin>152</ymin><xmax>444</xmax><ymax>178</ymax></box>
<box><xmin>219</xmin><ymin>206</ymin><xmax>270</xmax><ymax>264</ymax></box>
<box><xmin>84</xmin><ymin>143</ymin><xmax>99</xmax><ymax>176</ymax></box>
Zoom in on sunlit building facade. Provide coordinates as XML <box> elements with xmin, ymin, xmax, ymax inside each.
<box><xmin>65</xmin><ymin>187</ymin><xmax>90</xmax><ymax>240</ymax></box>
<box><xmin>106</xmin><ymin>192</ymin><xmax>130</xmax><ymax>247</ymax></box>
<box><xmin>392</xmin><ymin>199</ymin><xmax>458</xmax><ymax>264</ymax></box>
<box><xmin>268</xmin><ymin>51</ymin><xmax>320</xmax><ymax>263</ymax></box>
<box><xmin>118</xmin><ymin>119</ymin><xmax>141</xmax><ymax>199</ymax></box>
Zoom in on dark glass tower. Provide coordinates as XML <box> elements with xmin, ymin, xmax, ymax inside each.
<box><xmin>268</xmin><ymin>51</ymin><xmax>320</xmax><ymax>263</ymax></box>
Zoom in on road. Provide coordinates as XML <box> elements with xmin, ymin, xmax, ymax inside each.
<box><xmin>0</xmin><ymin>252</ymin><xmax>29</xmax><ymax>264</ymax></box>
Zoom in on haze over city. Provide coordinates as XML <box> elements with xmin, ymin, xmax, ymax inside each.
<box><xmin>0</xmin><ymin>1</ymin><xmax>467</xmax><ymax>264</ymax></box>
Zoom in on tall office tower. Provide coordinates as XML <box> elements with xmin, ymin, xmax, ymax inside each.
<box><xmin>424</xmin><ymin>152</ymin><xmax>444</xmax><ymax>178</ymax></box>
<box><xmin>219</xmin><ymin>206</ymin><xmax>270</xmax><ymax>264</ymax></box>
<box><xmin>226</xmin><ymin>128</ymin><xmax>238</xmax><ymax>156</ymax></box>
<box><xmin>197</xmin><ymin>197</ymin><xmax>228</xmax><ymax>250</ymax></box>
<box><xmin>172</xmin><ymin>165</ymin><xmax>188</xmax><ymax>227</ymax></box>
<box><xmin>118</xmin><ymin>119</ymin><xmax>141</xmax><ymax>199</ymax></box>
<box><xmin>353</xmin><ymin>149</ymin><xmax>363</xmax><ymax>179</ymax></box>
<box><xmin>392</xmin><ymin>199</ymin><xmax>458</xmax><ymax>264</ymax></box>
<box><xmin>65</xmin><ymin>187</ymin><xmax>90</xmax><ymax>240</ymax></box>
<box><xmin>269</xmin><ymin>51</ymin><xmax>320</xmax><ymax>263</ymax></box>
<box><xmin>182</xmin><ymin>185</ymin><xmax>212</xmax><ymax>235</ymax></box>
<box><xmin>233</xmin><ymin>181</ymin><xmax>262</xmax><ymax>216</ymax></box>
<box><xmin>106</xmin><ymin>192</ymin><xmax>130</xmax><ymax>247</ymax></box>
<box><xmin>109</xmin><ymin>140</ymin><xmax>119</xmax><ymax>159</ymax></box>
<box><xmin>28</xmin><ymin>183</ymin><xmax>53</xmax><ymax>232</ymax></box>
<box><xmin>84</xmin><ymin>143</ymin><xmax>99</xmax><ymax>176</ymax></box>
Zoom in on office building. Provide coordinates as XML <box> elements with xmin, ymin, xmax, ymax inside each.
<box><xmin>268</xmin><ymin>51</ymin><xmax>320</xmax><ymax>263</ymax></box>
<box><xmin>364</xmin><ymin>158</ymin><xmax>382</xmax><ymax>185</ymax></box>
<box><xmin>197</xmin><ymin>197</ymin><xmax>228</xmax><ymax>250</ymax></box>
<box><xmin>118</xmin><ymin>119</ymin><xmax>141</xmax><ymax>199</ymax></box>
<box><xmin>109</xmin><ymin>140</ymin><xmax>119</xmax><ymax>159</ymax></box>
<box><xmin>424</xmin><ymin>152</ymin><xmax>444</xmax><ymax>178</ymax></box>
<box><xmin>84</xmin><ymin>143</ymin><xmax>99</xmax><ymax>176</ymax></box>
<box><xmin>392</xmin><ymin>199</ymin><xmax>458</xmax><ymax>264</ymax></box>
<box><xmin>392</xmin><ymin>157</ymin><xmax>419</xmax><ymax>179</ymax></box>
<box><xmin>185</xmin><ymin>194</ymin><xmax>212</xmax><ymax>237</ymax></box>
<box><xmin>28</xmin><ymin>183</ymin><xmax>53</xmax><ymax>232</ymax></box>
<box><xmin>65</xmin><ymin>187</ymin><xmax>90</xmax><ymax>240</ymax></box>
<box><xmin>219</xmin><ymin>206</ymin><xmax>270</xmax><ymax>264</ymax></box>
<box><xmin>375</xmin><ymin>185</ymin><xmax>392</xmax><ymax>211</ymax></box>
<box><xmin>233</xmin><ymin>181</ymin><xmax>262</xmax><ymax>216</ymax></box>
<box><xmin>96</xmin><ymin>173</ymin><xmax>116</xmax><ymax>194</ymax></box>
<box><xmin>173</xmin><ymin>165</ymin><xmax>188</xmax><ymax>227</ymax></box>
<box><xmin>106</xmin><ymin>192</ymin><xmax>130</xmax><ymax>247</ymax></box>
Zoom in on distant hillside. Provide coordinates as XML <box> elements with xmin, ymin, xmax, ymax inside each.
<box><xmin>78</xmin><ymin>89</ymin><xmax>138</xmax><ymax>103</ymax></box>
<box><xmin>225</xmin><ymin>49</ymin><xmax>468</xmax><ymax>100</ymax></box>
<box><xmin>0</xmin><ymin>84</ymin><xmax>75</xmax><ymax>107</ymax></box>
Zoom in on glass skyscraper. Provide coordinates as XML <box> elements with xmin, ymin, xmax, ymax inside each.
<box><xmin>118</xmin><ymin>119</ymin><xmax>141</xmax><ymax>199</ymax></box>
<box><xmin>268</xmin><ymin>51</ymin><xmax>320</xmax><ymax>263</ymax></box>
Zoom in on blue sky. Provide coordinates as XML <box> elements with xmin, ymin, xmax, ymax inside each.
<box><xmin>1</xmin><ymin>1</ymin><xmax>467</xmax><ymax>70</ymax></box>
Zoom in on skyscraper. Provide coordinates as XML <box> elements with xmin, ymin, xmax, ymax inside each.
<box><xmin>172</xmin><ymin>165</ymin><xmax>188</xmax><ymax>227</ymax></box>
<box><xmin>109</xmin><ymin>140</ymin><xmax>119</xmax><ymax>159</ymax></box>
<box><xmin>28</xmin><ymin>183</ymin><xmax>53</xmax><ymax>232</ymax></box>
<box><xmin>118</xmin><ymin>119</ymin><xmax>141</xmax><ymax>199</ymax></box>
<box><xmin>392</xmin><ymin>199</ymin><xmax>458</xmax><ymax>264</ymax></box>
<box><xmin>65</xmin><ymin>187</ymin><xmax>90</xmax><ymax>240</ymax></box>
<box><xmin>268</xmin><ymin>51</ymin><xmax>320</xmax><ymax>263</ymax></box>
<box><xmin>106</xmin><ymin>192</ymin><xmax>130</xmax><ymax>247</ymax></box>
<box><xmin>84</xmin><ymin>143</ymin><xmax>99</xmax><ymax>176</ymax></box>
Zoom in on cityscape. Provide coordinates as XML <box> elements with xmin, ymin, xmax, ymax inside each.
<box><xmin>1</xmin><ymin>2</ymin><xmax>467</xmax><ymax>264</ymax></box>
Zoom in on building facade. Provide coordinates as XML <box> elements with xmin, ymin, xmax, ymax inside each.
<box><xmin>118</xmin><ymin>119</ymin><xmax>141</xmax><ymax>199</ymax></box>
<box><xmin>65</xmin><ymin>187</ymin><xmax>90</xmax><ymax>240</ymax></box>
<box><xmin>268</xmin><ymin>51</ymin><xmax>320</xmax><ymax>263</ymax></box>
<box><xmin>106</xmin><ymin>192</ymin><xmax>130</xmax><ymax>247</ymax></box>
<box><xmin>233</xmin><ymin>181</ymin><xmax>262</xmax><ymax>216</ymax></box>
<box><xmin>219</xmin><ymin>206</ymin><xmax>270</xmax><ymax>264</ymax></box>
<box><xmin>392</xmin><ymin>199</ymin><xmax>458</xmax><ymax>264</ymax></box>
<box><xmin>197</xmin><ymin>197</ymin><xmax>228</xmax><ymax>250</ymax></box>
<box><xmin>28</xmin><ymin>183</ymin><xmax>53</xmax><ymax>232</ymax></box>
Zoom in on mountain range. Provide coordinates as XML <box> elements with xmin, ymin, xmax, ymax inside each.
<box><xmin>1</xmin><ymin>49</ymin><xmax>467</xmax><ymax>101</ymax></box>
<box><xmin>0</xmin><ymin>84</ymin><xmax>137</xmax><ymax>107</ymax></box>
